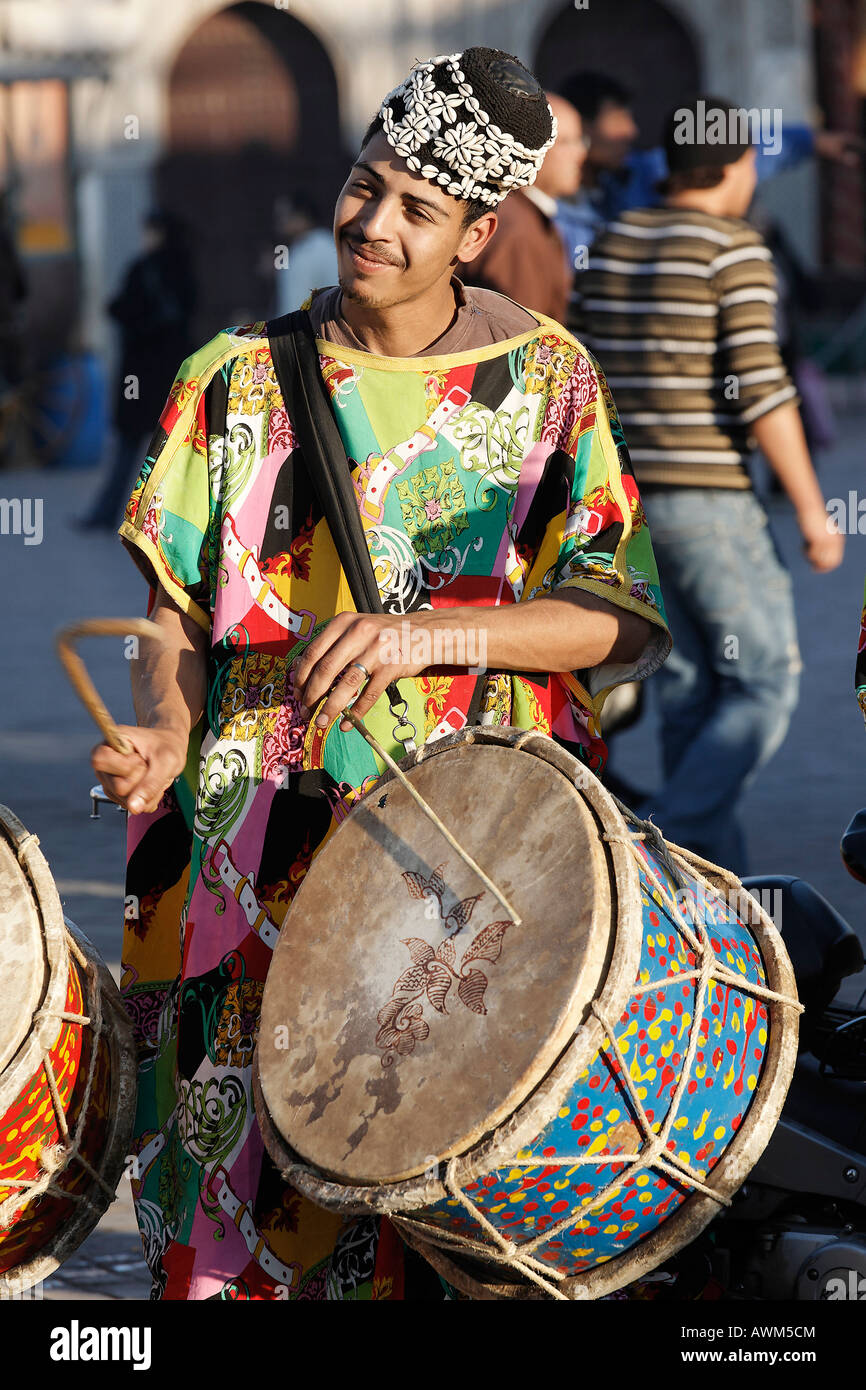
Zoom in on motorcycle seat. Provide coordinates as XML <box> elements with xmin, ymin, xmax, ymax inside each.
<box><xmin>779</xmin><ymin>1051</ymin><xmax>866</xmax><ymax>1155</ymax></box>
<box><xmin>741</xmin><ymin>875</ymin><xmax>864</xmax><ymax>1034</ymax></box>
<box><xmin>841</xmin><ymin>807</ymin><xmax>866</xmax><ymax>884</ymax></box>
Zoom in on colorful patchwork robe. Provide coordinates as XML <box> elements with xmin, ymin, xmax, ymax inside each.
<box><xmin>118</xmin><ymin>313</ymin><xmax>671</xmax><ymax>1299</ymax></box>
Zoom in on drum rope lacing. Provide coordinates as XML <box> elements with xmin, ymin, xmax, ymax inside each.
<box><xmin>0</xmin><ymin>916</ymin><xmax>120</xmax><ymax>1229</ymax></box>
<box><xmin>395</xmin><ymin>798</ymin><xmax>802</xmax><ymax>1300</ymax></box>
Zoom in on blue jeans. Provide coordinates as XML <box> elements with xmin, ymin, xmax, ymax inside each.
<box><xmin>638</xmin><ymin>488</ymin><xmax>801</xmax><ymax>874</ymax></box>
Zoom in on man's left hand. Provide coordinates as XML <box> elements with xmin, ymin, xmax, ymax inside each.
<box><xmin>292</xmin><ymin>591</ymin><xmax>652</xmax><ymax>733</ymax></box>
<box><xmin>293</xmin><ymin>612</ymin><xmax>432</xmax><ymax>732</ymax></box>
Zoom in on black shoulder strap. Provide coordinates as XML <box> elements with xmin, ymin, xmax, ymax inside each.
<box><xmin>267</xmin><ymin>309</ymin><xmax>414</xmax><ymax>733</ymax></box>
<box><xmin>267</xmin><ymin>309</ymin><xmax>385</xmax><ymax>617</ymax></box>
<box><xmin>267</xmin><ymin>309</ymin><xmax>488</xmax><ymax>742</ymax></box>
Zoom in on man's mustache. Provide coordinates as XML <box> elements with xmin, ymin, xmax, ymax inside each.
<box><xmin>342</xmin><ymin>234</ymin><xmax>404</xmax><ymax>269</ymax></box>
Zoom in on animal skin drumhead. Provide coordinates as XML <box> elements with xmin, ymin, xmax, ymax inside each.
<box><xmin>258</xmin><ymin>741</ymin><xmax>613</xmax><ymax>1185</ymax></box>
<box><xmin>0</xmin><ymin>829</ymin><xmax>47</xmax><ymax>1073</ymax></box>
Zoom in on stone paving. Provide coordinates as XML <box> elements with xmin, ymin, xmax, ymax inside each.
<box><xmin>2</xmin><ymin>412</ymin><xmax>866</xmax><ymax>1299</ymax></box>
<box><xmin>41</xmin><ymin>1185</ymin><xmax>151</xmax><ymax>1301</ymax></box>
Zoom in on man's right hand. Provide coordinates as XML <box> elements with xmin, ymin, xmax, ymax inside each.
<box><xmin>91</xmin><ymin>724</ymin><xmax>188</xmax><ymax>814</ymax></box>
<box><xmin>800</xmin><ymin>506</ymin><xmax>845</xmax><ymax>573</ymax></box>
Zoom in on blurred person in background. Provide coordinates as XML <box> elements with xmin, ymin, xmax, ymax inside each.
<box><xmin>79</xmin><ymin>210</ymin><xmax>196</xmax><ymax>529</ymax></box>
<box><xmin>556</xmin><ymin>71</ymin><xmax>863</xmax><ymax>266</ymax></box>
<box><xmin>0</xmin><ymin>188</ymin><xmax>27</xmax><ymax>382</ymax></box>
<box><xmin>572</xmin><ymin>97</ymin><xmax>844</xmax><ymax>873</ymax></box>
<box><xmin>0</xmin><ymin>186</ymin><xmax>28</xmax><ymax>465</ymax></box>
<box><xmin>272</xmin><ymin>192</ymin><xmax>339</xmax><ymax>318</ymax></box>
<box><xmin>464</xmin><ymin>91</ymin><xmax>586</xmax><ymax>322</ymax></box>
<box><xmin>556</xmin><ymin>73</ymin><xmax>646</xmax><ymax>256</ymax></box>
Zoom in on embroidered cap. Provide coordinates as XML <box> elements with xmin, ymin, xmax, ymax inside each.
<box><xmin>377</xmin><ymin>48</ymin><xmax>557</xmax><ymax>208</ymax></box>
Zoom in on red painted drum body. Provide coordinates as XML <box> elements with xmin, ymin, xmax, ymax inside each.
<box><xmin>0</xmin><ymin>805</ymin><xmax>137</xmax><ymax>1293</ymax></box>
<box><xmin>253</xmin><ymin>727</ymin><xmax>800</xmax><ymax>1299</ymax></box>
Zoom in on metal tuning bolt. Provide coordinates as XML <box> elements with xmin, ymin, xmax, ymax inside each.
<box><xmin>89</xmin><ymin>784</ymin><xmax>126</xmax><ymax>819</ymax></box>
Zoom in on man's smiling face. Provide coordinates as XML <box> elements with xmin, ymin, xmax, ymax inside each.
<box><xmin>333</xmin><ymin>130</ymin><xmax>496</xmax><ymax>309</ymax></box>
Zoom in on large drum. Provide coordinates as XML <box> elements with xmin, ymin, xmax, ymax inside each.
<box><xmin>253</xmin><ymin>727</ymin><xmax>800</xmax><ymax>1299</ymax></box>
<box><xmin>0</xmin><ymin>804</ymin><xmax>137</xmax><ymax>1294</ymax></box>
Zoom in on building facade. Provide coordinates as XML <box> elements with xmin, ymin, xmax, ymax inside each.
<box><xmin>0</xmin><ymin>0</ymin><xmax>855</xmax><ymax>361</ymax></box>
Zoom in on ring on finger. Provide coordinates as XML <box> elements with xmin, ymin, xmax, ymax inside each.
<box><xmin>350</xmin><ymin>661</ymin><xmax>371</xmax><ymax>682</ymax></box>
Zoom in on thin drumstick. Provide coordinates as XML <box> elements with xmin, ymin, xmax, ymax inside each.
<box><xmin>55</xmin><ymin>618</ymin><xmax>165</xmax><ymax>757</ymax></box>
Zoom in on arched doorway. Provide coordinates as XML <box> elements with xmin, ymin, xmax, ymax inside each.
<box><xmin>533</xmin><ymin>0</ymin><xmax>702</xmax><ymax>150</ymax></box>
<box><xmin>156</xmin><ymin>2</ymin><xmax>346</xmax><ymax>342</ymax></box>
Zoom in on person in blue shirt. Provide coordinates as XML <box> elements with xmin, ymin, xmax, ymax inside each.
<box><xmin>556</xmin><ymin>71</ymin><xmax>860</xmax><ymax>264</ymax></box>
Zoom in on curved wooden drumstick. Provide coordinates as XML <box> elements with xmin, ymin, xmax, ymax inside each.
<box><xmin>55</xmin><ymin>618</ymin><xmax>165</xmax><ymax>757</ymax></box>
<box><xmin>340</xmin><ymin>706</ymin><xmax>522</xmax><ymax>927</ymax></box>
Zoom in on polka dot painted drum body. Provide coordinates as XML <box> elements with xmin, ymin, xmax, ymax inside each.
<box><xmin>415</xmin><ymin>838</ymin><xmax>774</xmax><ymax>1278</ymax></box>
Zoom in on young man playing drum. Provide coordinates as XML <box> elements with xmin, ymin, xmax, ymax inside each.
<box><xmin>92</xmin><ymin>48</ymin><xmax>670</xmax><ymax>1301</ymax></box>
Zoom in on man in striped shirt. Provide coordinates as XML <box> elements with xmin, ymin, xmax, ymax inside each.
<box><xmin>572</xmin><ymin>97</ymin><xmax>843</xmax><ymax>870</ymax></box>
